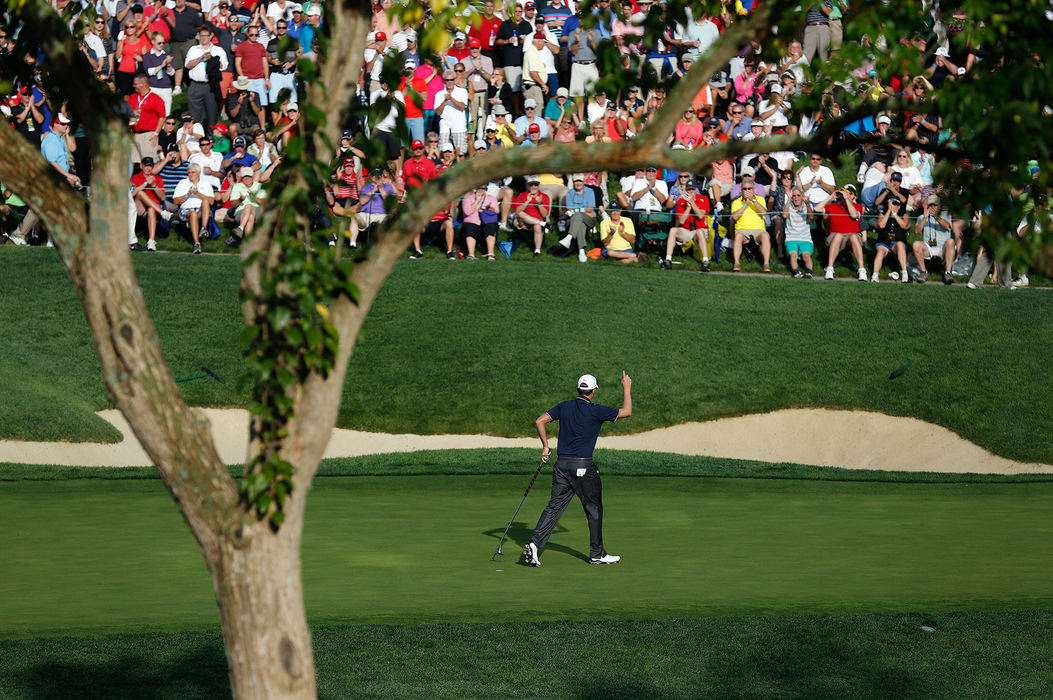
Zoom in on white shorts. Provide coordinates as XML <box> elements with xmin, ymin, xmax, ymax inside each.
<box><xmin>569</xmin><ymin>62</ymin><xmax>599</xmax><ymax>97</ymax></box>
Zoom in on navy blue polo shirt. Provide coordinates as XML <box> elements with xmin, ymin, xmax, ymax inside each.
<box><xmin>548</xmin><ymin>395</ymin><xmax>619</xmax><ymax>458</ymax></box>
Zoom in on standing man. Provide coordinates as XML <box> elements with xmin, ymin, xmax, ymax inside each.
<box><xmin>185</xmin><ymin>25</ymin><xmax>228</xmax><ymax>129</ymax></box>
<box><xmin>128</xmin><ymin>74</ymin><xmax>167</xmax><ymax>166</ymax></box>
<box><xmin>524</xmin><ymin>372</ymin><xmax>632</xmax><ymax>567</ymax></box>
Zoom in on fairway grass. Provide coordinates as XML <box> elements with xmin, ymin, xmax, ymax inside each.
<box><xmin>4</xmin><ymin>612</ymin><xmax>1053</xmax><ymax>698</ymax></box>
<box><xmin>3</xmin><ymin>248</ymin><xmax>1053</xmax><ymax>462</ymax></box>
<box><xmin>4</xmin><ymin>471</ymin><xmax>1052</xmax><ymax>637</ymax></box>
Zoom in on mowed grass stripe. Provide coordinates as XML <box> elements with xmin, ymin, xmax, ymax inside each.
<box><xmin>3</xmin><ymin>248</ymin><xmax>1052</xmax><ymax>462</ymax></box>
<box><xmin>5</xmin><ymin>611</ymin><xmax>1053</xmax><ymax>698</ymax></box>
<box><xmin>3</xmin><ymin>474</ymin><xmax>1052</xmax><ymax>637</ymax></box>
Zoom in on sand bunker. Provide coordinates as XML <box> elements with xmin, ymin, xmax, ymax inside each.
<box><xmin>1</xmin><ymin>408</ymin><xmax>1050</xmax><ymax>475</ymax></box>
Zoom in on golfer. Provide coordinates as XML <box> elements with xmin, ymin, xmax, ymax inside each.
<box><xmin>523</xmin><ymin>371</ymin><xmax>632</xmax><ymax>566</ymax></box>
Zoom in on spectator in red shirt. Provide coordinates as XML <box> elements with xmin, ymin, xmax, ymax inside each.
<box><xmin>662</xmin><ymin>179</ymin><xmax>711</xmax><ymax>271</ymax></box>
<box><xmin>404</xmin><ymin>139</ymin><xmax>441</xmax><ymax>258</ymax></box>
<box><xmin>512</xmin><ymin>178</ymin><xmax>551</xmax><ymax>256</ymax></box>
<box><xmin>131</xmin><ymin>156</ymin><xmax>170</xmax><ymax>250</ymax></box>
<box><xmin>469</xmin><ymin>0</ymin><xmax>503</xmax><ymax>64</ymax></box>
<box><xmin>235</xmin><ymin>25</ymin><xmax>270</xmax><ymax>106</ymax></box>
<box><xmin>128</xmin><ymin>74</ymin><xmax>167</xmax><ymax>165</ymax></box>
<box><xmin>817</xmin><ymin>184</ymin><xmax>867</xmax><ymax>281</ymax></box>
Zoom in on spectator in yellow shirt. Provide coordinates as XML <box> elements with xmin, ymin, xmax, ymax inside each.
<box><xmin>730</xmin><ymin>182</ymin><xmax>772</xmax><ymax>271</ymax></box>
<box><xmin>598</xmin><ymin>207</ymin><xmax>639</xmax><ymax>263</ymax></box>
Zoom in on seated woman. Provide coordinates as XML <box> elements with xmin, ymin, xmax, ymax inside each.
<box><xmin>871</xmin><ymin>196</ymin><xmax>910</xmax><ymax>282</ymax></box>
<box><xmin>598</xmin><ymin>207</ymin><xmax>639</xmax><ymax>263</ymax></box>
<box><xmin>460</xmin><ymin>184</ymin><xmax>500</xmax><ymax>260</ymax></box>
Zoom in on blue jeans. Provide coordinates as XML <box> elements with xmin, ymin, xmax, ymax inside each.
<box><xmin>406</xmin><ymin>117</ymin><xmax>425</xmax><ymax>144</ymax></box>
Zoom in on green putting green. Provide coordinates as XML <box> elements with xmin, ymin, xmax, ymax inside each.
<box><xmin>4</xmin><ymin>472</ymin><xmax>1053</xmax><ymax>638</ymax></box>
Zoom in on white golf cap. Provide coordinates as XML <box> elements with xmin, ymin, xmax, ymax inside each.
<box><xmin>577</xmin><ymin>374</ymin><xmax>598</xmax><ymax>391</ymax></box>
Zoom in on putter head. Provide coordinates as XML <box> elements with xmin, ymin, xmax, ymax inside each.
<box><xmin>201</xmin><ymin>366</ymin><xmax>224</xmax><ymax>383</ymax></box>
<box><xmin>889</xmin><ymin>362</ymin><xmax>912</xmax><ymax>380</ymax></box>
<box><xmin>491</xmin><ymin>548</ymin><xmax>503</xmax><ymax>561</ymax></box>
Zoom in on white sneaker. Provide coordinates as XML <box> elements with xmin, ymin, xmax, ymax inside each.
<box><xmin>889</xmin><ymin>271</ymin><xmax>899</xmax><ymax>280</ymax></box>
<box><xmin>1014</xmin><ymin>274</ymin><xmax>1029</xmax><ymax>287</ymax></box>
<box><xmin>559</xmin><ymin>234</ymin><xmax>573</xmax><ymax>248</ymax></box>
<box><xmin>870</xmin><ymin>271</ymin><xmax>879</xmax><ymax>283</ymax></box>
<box><xmin>147</xmin><ymin>239</ymin><xmax>156</xmax><ymax>251</ymax></box>
<box><xmin>173</xmin><ymin>86</ymin><xmax>183</xmax><ymax>96</ymax></box>
<box><xmin>8</xmin><ymin>234</ymin><xmax>28</xmax><ymax>246</ymax></box>
<box><xmin>966</xmin><ymin>282</ymin><xmax>978</xmax><ymax>289</ymax></box>
<box><xmin>578</xmin><ymin>249</ymin><xmax>586</xmax><ymax>263</ymax></box>
<box><xmin>824</xmin><ymin>266</ymin><xmax>834</xmax><ymax>280</ymax></box>
<box><xmin>46</xmin><ymin>237</ymin><xmax>55</xmax><ymax>248</ymax></box>
<box><xmin>160</xmin><ymin>210</ymin><xmax>172</xmax><ymax>222</ymax></box>
<box><xmin>589</xmin><ymin>553</ymin><xmax>621</xmax><ymax>565</ymax></box>
<box><xmin>857</xmin><ymin>268</ymin><xmax>868</xmax><ymax>281</ymax></box>
<box><xmin>523</xmin><ymin>542</ymin><xmax>541</xmax><ymax>567</ymax></box>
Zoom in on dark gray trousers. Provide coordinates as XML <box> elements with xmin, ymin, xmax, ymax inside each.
<box><xmin>529</xmin><ymin>456</ymin><xmax>605</xmax><ymax>559</ymax></box>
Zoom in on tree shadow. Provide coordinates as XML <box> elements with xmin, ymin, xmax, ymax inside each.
<box><xmin>2</xmin><ymin>632</ymin><xmax>229</xmax><ymax>699</ymax></box>
<box><xmin>482</xmin><ymin>521</ymin><xmax>589</xmax><ymax>563</ymax></box>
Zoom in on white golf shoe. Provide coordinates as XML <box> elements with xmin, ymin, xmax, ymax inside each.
<box><xmin>523</xmin><ymin>542</ymin><xmax>541</xmax><ymax>567</ymax></box>
<box><xmin>589</xmin><ymin>553</ymin><xmax>621</xmax><ymax>565</ymax></box>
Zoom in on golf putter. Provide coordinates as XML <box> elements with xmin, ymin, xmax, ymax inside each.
<box><xmin>492</xmin><ymin>459</ymin><xmax>546</xmax><ymax>560</ymax></box>
<box><xmin>889</xmin><ymin>332</ymin><xmax>912</xmax><ymax>380</ymax></box>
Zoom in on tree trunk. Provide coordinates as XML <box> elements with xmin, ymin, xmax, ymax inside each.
<box><xmin>212</xmin><ymin>518</ymin><xmax>316</xmax><ymax>699</ymax></box>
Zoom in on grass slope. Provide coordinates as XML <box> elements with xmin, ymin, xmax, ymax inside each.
<box><xmin>4</xmin><ymin>469</ymin><xmax>1052</xmax><ymax>637</ymax></box>
<box><xmin>3</xmin><ymin>612</ymin><xmax>1053</xmax><ymax>698</ymax></box>
<box><xmin>2</xmin><ymin>248</ymin><xmax>1052</xmax><ymax>462</ymax></box>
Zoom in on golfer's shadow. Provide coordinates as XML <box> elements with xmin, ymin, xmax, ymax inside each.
<box><xmin>483</xmin><ymin>522</ymin><xmax>589</xmax><ymax>564</ymax></box>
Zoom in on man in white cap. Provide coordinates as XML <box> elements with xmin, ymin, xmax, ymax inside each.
<box><xmin>524</xmin><ymin>371</ymin><xmax>632</xmax><ymax>567</ymax></box>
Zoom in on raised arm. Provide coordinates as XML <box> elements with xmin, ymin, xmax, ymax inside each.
<box><xmin>617</xmin><ymin>371</ymin><xmax>632</xmax><ymax>419</ymax></box>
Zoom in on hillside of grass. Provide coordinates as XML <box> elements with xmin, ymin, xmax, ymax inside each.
<box><xmin>2</xmin><ymin>247</ymin><xmax>1051</xmax><ymax>462</ymax></box>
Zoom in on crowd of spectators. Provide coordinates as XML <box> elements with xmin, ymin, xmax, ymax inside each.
<box><xmin>0</xmin><ymin>0</ymin><xmax>1045</xmax><ymax>286</ymax></box>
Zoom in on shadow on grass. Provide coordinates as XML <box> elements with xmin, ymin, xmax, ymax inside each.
<box><xmin>482</xmin><ymin>521</ymin><xmax>589</xmax><ymax>564</ymax></box>
<box><xmin>1</xmin><ymin>632</ymin><xmax>229</xmax><ymax>699</ymax></box>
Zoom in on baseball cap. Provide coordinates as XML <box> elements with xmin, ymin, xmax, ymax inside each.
<box><xmin>577</xmin><ymin>374</ymin><xmax>598</xmax><ymax>391</ymax></box>
<box><xmin>707</xmin><ymin>117</ymin><xmax>721</xmax><ymax>127</ymax></box>
<box><xmin>572</xmin><ymin>174</ymin><xmax>584</xmax><ymax>181</ymax></box>
<box><xmin>343</xmin><ymin>157</ymin><xmax>355</xmax><ymax>167</ymax></box>
<box><xmin>181</xmin><ymin>112</ymin><xmax>193</xmax><ymax>122</ymax></box>
<box><xmin>441</xmin><ymin>142</ymin><xmax>454</xmax><ymax>152</ymax></box>
<box><xmin>404</xmin><ymin>29</ymin><xmax>417</xmax><ymax>41</ymax></box>
<box><xmin>889</xmin><ymin>171</ymin><xmax>903</xmax><ymax>181</ymax></box>
<box><xmin>341</xmin><ymin>129</ymin><xmax>353</xmax><ymax>139</ymax></box>
<box><xmin>528</xmin><ymin>123</ymin><xmax>540</xmax><ymax>133</ymax></box>
<box><xmin>765</xmin><ymin>72</ymin><xmax>779</xmax><ymax>82</ymax></box>
<box><xmin>212</xmin><ymin>122</ymin><xmax>228</xmax><ymax>134</ymax></box>
<box><xmin>165</xmin><ymin>142</ymin><xmax>180</xmax><ymax>153</ymax></box>
<box><xmin>469</xmin><ymin>38</ymin><xmax>481</xmax><ymax>48</ymax></box>
<box><xmin>556</xmin><ymin>87</ymin><xmax>569</xmax><ymax>98</ymax></box>
<box><xmin>286</xmin><ymin>103</ymin><xmax>299</xmax><ymax>111</ymax></box>
<box><xmin>751</xmin><ymin>119</ymin><xmax>766</xmax><ymax>127</ymax></box>
<box><xmin>140</xmin><ymin>156</ymin><xmax>155</xmax><ymax>166</ymax></box>
<box><xmin>374</xmin><ymin>31</ymin><xmax>386</xmax><ymax>41</ymax></box>
<box><xmin>233</xmin><ymin>136</ymin><xmax>247</xmax><ymax>147</ymax></box>
<box><xmin>474</xmin><ymin>138</ymin><xmax>487</xmax><ymax>149</ymax></box>
<box><xmin>527</xmin><ymin>177</ymin><xmax>540</xmax><ymax>184</ymax></box>
<box><xmin>709</xmin><ymin>70</ymin><xmax>729</xmax><ymax>88</ymax></box>
<box><xmin>770</xmin><ymin>84</ymin><xmax>783</xmax><ymax>94</ymax></box>
<box><xmin>927</xmin><ymin>193</ymin><xmax>941</xmax><ymax>206</ymax></box>
<box><xmin>55</xmin><ymin>113</ymin><xmax>71</xmax><ymax>125</ymax></box>
<box><xmin>843</xmin><ymin>183</ymin><xmax>857</xmax><ymax>193</ymax></box>
<box><xmin>404</xmin><ymin>59</ymin><xmax>417</xmax><ymax>70</ymax></box>
<box><xmin>411</xmin><ymin>139</ymin><xmax>424</xmax><ymax>149</ymax></box>
<box><xmin>877</xmin><ymin>114</ymin><xmax>892</xmax><ymax>125</ymax></box>
<box><xmin>685</xmin><ymin>179</ymin><xmax>699</xmax><ymax>189</ymax></box>
<box><xmin>740</xmin><ymin>166</ymin><xmax>756</xmax><ymax>177</ymax></box>
<box><xmin>524</xmin><ymin>1</ymin><xmax>535</xmax><ymax>8</ymax></box>
<box><xmin>523</xmin><ymin>98</ymin><xmax>537</xmax><ymax>109</ymax></box>
<box><xmin>454</xmin><ymin>31</ymin><xmax>466</xmax><ymax>40</ymax></box>
<box><xmin>240</xmin><ymin>166</ymin><xmax>255</xmax><ymax>178</ymax></box>
<box><xmin>305</xmin><ymin>4</ymin><xmax>320</xmax><ymax>15</ymax></box>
